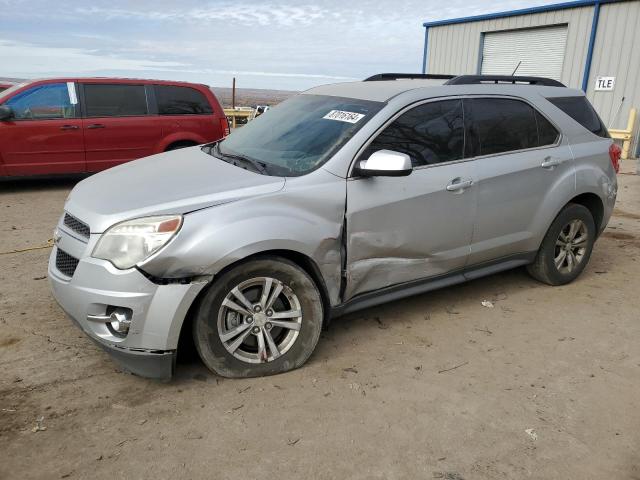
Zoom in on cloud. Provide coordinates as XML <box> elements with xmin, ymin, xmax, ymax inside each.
<box><xmin>77</xmin><ymin>3</ymin><xmax>330</xmax><ymax>27</ymax></box>
<box><xmin>0</xmin><ymin>39</ymin><xmax>186</xmax><ymax>76</ymax></box>
<box><xmin>0</xmin><ymin>0</ymin><xmax>562</xmax><ymax>90</ymax></box>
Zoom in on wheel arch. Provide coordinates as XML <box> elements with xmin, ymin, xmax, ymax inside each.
<box><xmin>177</xmin><ymin>249</ymin><xmax>332</xmax><ymax>360</ymax></box>
<box><xmin>155</xmin><ymin>132</ymin><xmax>207</xmax><ymax>153</ymax></box>
<box><xmin>164</xmin><ymin>139</ymin><xmax>199</xmax><ymax>151</ymax></box>
<box><xmin>568</xmin><ymin>192</ymin><xmax>604</xmax><ymax>235</ymax></box>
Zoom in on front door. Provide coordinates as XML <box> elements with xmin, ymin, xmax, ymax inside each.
<box><xmin>345</xmin><ymin>99</ymin><xmax>477</xmax><ymax>300</ymax></box>
<box><xmin>0</xmin><ymin>82</ymin><xmax>84</xmax><ymax>176</ymax></box>
<box><xmin>81</xmin><ymin>83</ymin><xmax>161</xmax><ymax>172</ymax></box>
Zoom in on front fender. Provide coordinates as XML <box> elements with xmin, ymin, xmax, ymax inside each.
<box><xmin>141</xmin><ymin>172</ymin><xmax>346</xmax><ymax>305</ymax></box>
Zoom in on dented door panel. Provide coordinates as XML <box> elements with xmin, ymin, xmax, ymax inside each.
<box><xmin>344</xmin><ymin>162</ymin><xmax>477</xmax><ymax>300</ymax></box>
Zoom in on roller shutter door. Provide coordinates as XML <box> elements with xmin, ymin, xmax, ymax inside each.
<box><xmin>481</xmin><ymin>25</ymin><xmax>568</xmax><ymax>80</ymax></box>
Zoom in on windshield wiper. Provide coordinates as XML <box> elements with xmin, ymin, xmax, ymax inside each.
<box><xmin>212</xmin><ymin>143</ymin><xmax>268</xmax><ymax>175</ymax></box>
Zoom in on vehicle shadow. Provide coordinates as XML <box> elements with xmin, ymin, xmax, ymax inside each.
<box><xmin>0</xmin><ymin>174</ymin><xmax>91</xmax><ymax>193</ymax></box>
<box><xmin>171</xmin><ymin>267</ymin><xmax>541</xmax><ymax>383</ymax></box>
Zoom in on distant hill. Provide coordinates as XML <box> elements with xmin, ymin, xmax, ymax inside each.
<box><xmin>210</xmin><ymin>87</ymin><xmax>296</xmax><ymax>108</ymax></box>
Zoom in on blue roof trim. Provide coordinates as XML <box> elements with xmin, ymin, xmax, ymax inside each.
<box><xmin>422</xmin><ymin>0</ymin><xmax>621</xmax><ymax>27</ymax></box>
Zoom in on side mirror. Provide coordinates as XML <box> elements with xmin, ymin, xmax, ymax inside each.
<box><xmin>0</xmin><ymin>105</ymin><xmax>13</xmax><ymax>121</ymax></box>
<box><xmin>354</xmin><ymin>149</ymin><xmax>413</xmax><ymax>177</ymax></box>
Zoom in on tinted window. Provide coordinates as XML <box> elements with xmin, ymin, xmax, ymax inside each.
<box><xmin>210</xmin><ymin>94</ymin><xmax>383</xmax><ymax>176</ymax></box>
<box><xmin>155</xmin><ymin>85</ymin><xmax>212</xmax><ymax>115</ymax></box>
<box><xmin>362</xmin><ymin>100</ymin><xmax>464</xmax><ymax>167</ymax></box>
<box><xmin>547</xmin><ymin>96</ymin><xmax>609</xmax><ymax>138</ymax></box>
<box><xmin>466</xmin><ymin>98</ymin><xmax>539</xmax><ymax>157</ymax></box>
<box><xmin>84</xmin><ymin>84</ymin><xmax>148</xmax><ymax>117</ymax></box>
<box><xmin>4</xmin><ymin>83</ymin><xmax>77</xmax><ymax>120</ymax></box>
<box><xmin>535</xmin><ymin>110</ymin><xmax>560</xmax><ymax>146</ymax></box>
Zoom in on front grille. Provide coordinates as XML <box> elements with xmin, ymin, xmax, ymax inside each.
<box><xmin>63</xmin><ymin>213</ymin><xmax>90</xmax><ymax>239</ymax></box>
<box><xmin>56</xmin><ymin>249</ymin><xmax>80</xmax><ymax>277</ymax></box>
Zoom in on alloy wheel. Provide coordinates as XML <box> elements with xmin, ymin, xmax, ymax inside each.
<box><xmin>217</xmin><ymin>277</ymin><xmax>302</xmax><ymax>363</ymax></box>
<box><xmin>554</xmin><ymin>219</ymin><xmax>588</xmax><ymax>274</ymax></box>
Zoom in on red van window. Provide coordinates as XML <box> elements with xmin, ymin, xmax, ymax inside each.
<box><xmin>5</xmin><ymin>83</ymin><xmax>77</xmax><ymax>120</ymax></box>
<box><xmin>155</xmin><ymin>85</ymin><xmax>213</xmax><ymax>115</ymax></box>
<box><xmin>84</xmin><ymin>84</ymin><xmax>148</xmax><ymax>117</ymax></box>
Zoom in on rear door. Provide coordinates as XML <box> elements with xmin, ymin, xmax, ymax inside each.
<box><xmin>345</xmin><ymin>99</ymin><xmax>477</xmax><ymax>299</ymax></box>
<box><xmin>0</xmin><ymin>82</ymin><xmax>84</xmax><ymax>176</ymax></box>
<box><xmin>464</xmin><ymin>96</ymin><xmax>575</xmax><ymax>266</ymax></box>
<box><xmin>81</xmin><ymin>83</ymin><xmax>161</xmax><ymax>171</ymax></box>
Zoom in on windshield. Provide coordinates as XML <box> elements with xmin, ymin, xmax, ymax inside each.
<box><xmin>206</xmin><ymin>94</ymin><xmax>383</xmax><ymax>176</ymax></box>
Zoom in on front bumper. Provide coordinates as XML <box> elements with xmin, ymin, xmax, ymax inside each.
<box><xmin>48</xmin><ymin>236</ymin><xmax>207</xmax><ymax>379</ymax></box>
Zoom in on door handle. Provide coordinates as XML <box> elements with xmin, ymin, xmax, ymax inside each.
<box><xmin>87</xmin><ymin>123</ymin><xmax>105</xmax><ymax>129</ymax></box>
<box><xmin>446</xmin><ymin>178</ymin><xmax>473</xmax><ymax>192</ymax></box>
<box><xmin>541</xmin><ymin>156</ymin><xmax>562</xmax><ymax>169</ymax></box>
<box><xmin>60</xmin><ymin>125</ymin><xmax>79</xmax><ymax>131</ymax></box>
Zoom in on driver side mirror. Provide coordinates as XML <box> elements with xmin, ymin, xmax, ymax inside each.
<box><xmin>0</xmin><ymin>105</ymin><xmax>13</xmax><ymax>121</ymax></box>
<box><xmin>353</xmin><ymin>149</ymin><xmax>413</xmax><ymax>177</ymax></box>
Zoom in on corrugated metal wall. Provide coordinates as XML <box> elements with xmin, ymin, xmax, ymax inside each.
<box><xmin>588</xmin><ymin>1</ymin><xmax>640</xmax><ymax>154</ymax></box>
<box><xmin>426</xmin><ymin>6</ymin><xmax>593</xmax><ymax>88</ymax></box>
<box><xmin>425</xmin><ymin>0</ymin><xmax>640</xmax><ymax>154</ymax></box>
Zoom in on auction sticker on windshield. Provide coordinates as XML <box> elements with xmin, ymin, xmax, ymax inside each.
<box><xmin>323</xmin><ymin>110</ymin><xmax>365</xmax><ymax>123</ymax></box>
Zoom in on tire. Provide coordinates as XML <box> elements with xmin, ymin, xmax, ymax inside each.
<box><xmin>165</xmin><ymin>141</ymin><xmax>197</xmax><ymax>151</ymax></box>
<box><xmin>193</xmin><ymin>257</ymin><xmax>323</xmax><ymax>378</ymax></box>
<box><xmin>527</xmin><ymin>203</ymin><xmax>596</xmax><ymax>286</ymax></box>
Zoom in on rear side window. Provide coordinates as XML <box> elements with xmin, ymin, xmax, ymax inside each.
<box><xmin>465</xmin><ymin>98</ymin><xmax>538</xmax><ymax>157</ymax></box>
<box><xmin>155</xmin><ymin>85</ymin><xmax>213</xmax><ymax>115</ymax></box>
<box><xmin>84</xmin><ymin>84</ymin><xmax>148</xmax><ymax>117</ymax></box>
<box><xmin>547</xmin><ymin>96</ymin><xmax>609</xmax><ymax>138</ymax></box>
<box><xmin>362</xmin><ymin>99</ymin><xmax>464</xmax><ymax>167</ymax></box>
<box><xmin>535</xmin><ymin>111</ymin><xmax>560</xmax><ymax>146</ymax></box>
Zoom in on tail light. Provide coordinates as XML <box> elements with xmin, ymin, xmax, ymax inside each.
<box><xmin>220</xmin><ymin>117</ymin><xmax>230</xmax><ymax>137</ymax></box>
<box><xmin>609</xmin><ymin>143</ymin><xmax>621</xmax><ymax>174</ymax></box>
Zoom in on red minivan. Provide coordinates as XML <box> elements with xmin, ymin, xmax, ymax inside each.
<box><xmin>0</xmin><ymin>78</ymin><xmax>229</xmax><ymax>176</ymax></box>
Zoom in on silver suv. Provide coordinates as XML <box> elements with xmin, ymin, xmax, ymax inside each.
<box><xmin>49</xmin><ymin>74</ymin><xmax>619</xmax><ymax>379</ymax></box>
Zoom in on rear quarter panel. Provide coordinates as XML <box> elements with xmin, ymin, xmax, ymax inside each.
<box><xmin>153</xmin><ymin>85</ymin><xmax>226</xmax><ymax>153</ymax></box>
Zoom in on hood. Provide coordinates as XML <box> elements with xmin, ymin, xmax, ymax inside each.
<box><xmin>65</xmin><ymin>146</ymin><xmax>285</xmax><ymax>233</ymax></box>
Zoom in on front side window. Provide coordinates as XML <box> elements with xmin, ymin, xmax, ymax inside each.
<box><xmin>207</xmin><ymin>94</ymin><xmax>383</xmax><ymax>176</ymax></box>
<box><xmin>84</xmin><ymin>84</ymin><xmax>148</xmax><ymax>117</ymax></box>
<box><xmin>361</xmin><ymin>99</ymin><xmax>464</xmax><ymax>167</ymax></box>
<box><xmin>4</xmin><ymin>83</ymin><xmax>77</xmax><ymax>120</ymax></box>
<box><xmin>465</xmin><ymin>98</ymin><xmax>538</xmax><ymax>157</ymax></box>
<box><xmin>155</xmin><ymin>85</ymin><xmax>212</xmax><ymax>115</ymax></box>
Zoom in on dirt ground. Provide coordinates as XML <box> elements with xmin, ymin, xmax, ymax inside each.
<box><xmin>1</xmin><ymin>161</ymin><xmax>639</xmax><ymax>480</ymax></box>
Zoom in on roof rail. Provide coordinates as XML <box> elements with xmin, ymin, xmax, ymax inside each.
<box><xmin>445</xmin><ymin>75</ymin><xmax>565</xmax><ymax>87</ymax></box>
<box><xmin>364</xmin><ymin>73</ymin><xmax>455</xmax><ymax>82</ymax></box>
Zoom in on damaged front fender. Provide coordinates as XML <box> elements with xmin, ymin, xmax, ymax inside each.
<box><xmin>140</xmin><ymin>169</ymin><xmax>347</xmax><ymax>306</ymax></box>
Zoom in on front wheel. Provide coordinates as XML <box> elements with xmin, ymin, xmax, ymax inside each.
<box><xmin>527</xmin><ymin>203</ymin><xmax>596</xmax><ymax>285</ymax></box>
<box><xmin>193</xmin><ymin>257</ymin><xmax>323</xmax><ymax>378</ymax></box>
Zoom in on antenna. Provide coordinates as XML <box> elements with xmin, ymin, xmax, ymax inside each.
<box><xmin>511</xmin><ymin>61</ymin><xmax>522</xmax><ymax>76</ymax></box>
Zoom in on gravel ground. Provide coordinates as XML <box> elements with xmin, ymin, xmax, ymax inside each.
<box><xmin>1</xmin><ymin>161</ymin><xmax>639</xmax><ymax>480</ymax></box>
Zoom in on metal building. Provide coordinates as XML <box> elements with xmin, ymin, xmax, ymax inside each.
<box><xmin>421</xmin><ymin>0</ymin><xmax>640</xmax><ymax>157</ymax></box>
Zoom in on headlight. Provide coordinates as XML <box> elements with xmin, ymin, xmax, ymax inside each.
<box><xmin>92</xmin><ymin>215</ymin><xmax>182</xmax><ymax>269</ymax></box>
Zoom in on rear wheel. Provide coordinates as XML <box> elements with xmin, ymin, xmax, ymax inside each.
<box><xmin>527</xmin><ymin>203</ymin><xmax>596</xmax><ymax>285</ymax></box>
<box><xmin>193</xmin><ymin>258</ymin><xmax>323</xmax><ymax>378</ymax></box>
<box><xmin>165</xmin><ymin>141</ymin><xmax>197</xmax><ymax>151</ymax></box>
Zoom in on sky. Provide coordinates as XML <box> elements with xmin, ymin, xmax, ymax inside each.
<box><xmin>0</xmin><ymin>0</ymin><xmax>559</xmax><ymax>91</ymax></box>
